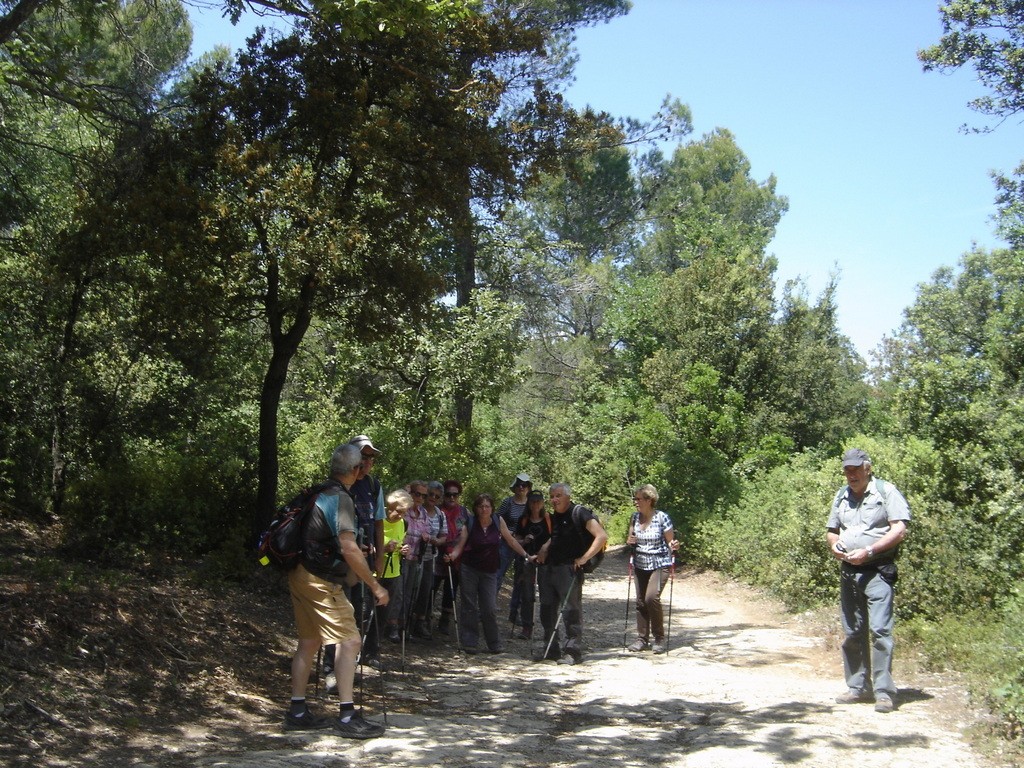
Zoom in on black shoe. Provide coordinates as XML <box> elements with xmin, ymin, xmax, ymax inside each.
<box><xmin>558</xmin><ymin>650</ymin><xmax>582</xmax><ymax>665</ymax></box>
<box><xmin>335</xmin><ymin>712</ymin><xmax>385</xmax><ymax>740</ymax></box>
<box><xmin>284</xmin><ymin>707</ymin><xmax>332</xmax><ymax>731</ymax></box>
<box><xmin>387</xmin><ymin>627</ymin><xmax>401</xmax><ymax>644</ymax></box>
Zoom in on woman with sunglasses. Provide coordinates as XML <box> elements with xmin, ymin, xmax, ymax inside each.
<box><xmin>436</xmin><ymin>480</ymin><xmax>467</xmax><ymax>636</ymax></box>
<box><xmin>410</xmin><ymin>481</ymin><xmax>448</xmax><ymax>639</ymax></box>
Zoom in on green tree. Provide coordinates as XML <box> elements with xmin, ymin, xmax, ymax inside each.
<box><xmin>0</xmin><ymin>0</ymin><xmax>193</xmax><ymax>516</ymax></box>
<box><xmin>159</xmin><ymin>9</ymin><xmax>612</xmax><ymax>532</ymax></box>
<box><xmin>919</xmin><ymin>0</ymin><xmax>1024</xmax><ymax>128</ymax></box>
<box><xmin>634</xmin><ymin>128</ymin><xmax>788</xmax><ymax>275</ymax></box>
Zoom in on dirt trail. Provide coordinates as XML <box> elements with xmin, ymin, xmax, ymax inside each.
<box><xmin>154</xmin><ymin>547</ymin><xmax>995</xmax><ymax>768</ymax></box>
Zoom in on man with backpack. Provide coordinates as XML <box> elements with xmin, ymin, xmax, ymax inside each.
<box><xmin>827</xmin><ymin>448</ymin><xmax>910</xmax><ymax>714</ymax></box>
<box><xmin>535</xmin><ymin>483</ymin><xmax>607</xmax><ymax>665</ymax></box>
<box><xmin>285</xmin><ymin>443</ymin><xmax>389</xmax><ymax>739</ymax></box>
<box><xmin>325</xmin><ymin>434</ymin><xmax>386</xmax><ymax>676</ymax></box>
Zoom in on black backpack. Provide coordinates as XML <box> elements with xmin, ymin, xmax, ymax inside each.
<box><xmin>257</xmin><ymin>480</ymin><xmax>343</xmax><ymax>570</ymax></box>
<box><xmin>572</xmin><ymin>504</ymin><xmax>605</xmax><ymax>573</ymax></box>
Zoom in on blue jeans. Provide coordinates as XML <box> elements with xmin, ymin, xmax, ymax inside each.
<box><xmin>840</xmin><ymin>565</ymin><xmax>896</xmax><ymax>696</ymax></box>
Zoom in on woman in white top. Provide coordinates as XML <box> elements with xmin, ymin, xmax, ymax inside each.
<box><xmin>625</xmin><ymin>484</ymin><xmax>679</xmax><ymax>654</ymax></box>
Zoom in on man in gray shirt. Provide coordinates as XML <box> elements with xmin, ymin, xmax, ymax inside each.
<box><xmin>826</xmin><ymin>448</ymin><xmax>910</xmax><ymax>714</ymax></box>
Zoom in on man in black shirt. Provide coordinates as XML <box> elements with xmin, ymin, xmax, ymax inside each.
<box><xmin>535</xmin><ymin>483</ymin><xmax>607</xmax><ymax>665</ymax></box>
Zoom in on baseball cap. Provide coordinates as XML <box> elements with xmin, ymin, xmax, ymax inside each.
<box><xmin>841</xmin><ymin>448</ymin><xmax>870</xmax><ymax>467</ymax></box>
<box><xmin>510</xmin><ymin>472</ymin><xmax>532</xmax><ymax>489</ymax></box>
<box><xmin>349</xmin><ymin>434</ymin><xmax>382</xmax><ymax>457</ymax></box>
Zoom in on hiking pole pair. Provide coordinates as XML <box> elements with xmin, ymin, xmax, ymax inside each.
<box><xmin>542</xmin><ymin>569</ymin><xmax>579</xmax><ymax>661</ymax></box>
<box><xmin>401</xmin><ymin>540</ymin><xmax>424</xmax><ymax>674</ymax></box>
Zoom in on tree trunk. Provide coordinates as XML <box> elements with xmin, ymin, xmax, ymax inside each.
<box><xmin>49</xmin><ymin>272</ymin><xmax>88</xmax><ymax>521</ymax></box>
<box><xmin>0</xmin><ymin>0</ymin><xmax>48</xmax><ymax>46</ymax></box>
<box><xmin>254</xmin><ymin>346</ymin><xmax>293</xmax><ymax>537</ymax></box>
<box><xmin>252</xmin><ymin>259</ymin><xmax>318</xmax><ymax>539</ymax></box>
<box><xmin>452</xmin><ymin>182</ymin><xmax>476</xmax><ymax>434</ymax></box>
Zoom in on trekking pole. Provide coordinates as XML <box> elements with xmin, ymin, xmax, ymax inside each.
<box><xmin>623</xmin><ymin>553</ymin><xmax>633</xmax><ymax>649</ymax></box>
<box><xmin>623</xmin><ymin>513</ymin><xmax>638</xmax><ymax>650</ymax></box>
<box><xmin>314</xmin><ymin>644</ymin><xmax>323</xmax><ymax>698</ymax></box>
<box><xmin>543</xmin><ymin>569</ymin><xmax>579</xmax><ymax>661</ymax></box>
<box><xmin>447</xmin><ymin>561</ymin><xmax>461</xmax><ymax>652</ymax></box>
<box><xmin>402</xmin><ymin>541</ymin><xmax>423</xmax><ymax>674</ymax></box>
<box><xmin>369</xmin><ymin>586</ymin><xmax>389</xmax><ymax>727</ymax></box>
<box><xmin>665</xmin><ymin>557</ymin><xmax>676</xmax><ymax>656</ymax></box>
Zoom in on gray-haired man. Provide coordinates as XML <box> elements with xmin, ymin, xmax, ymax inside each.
<box><xmin>826</xmin><ymin>448</ymin><xmax>910</xmax><ymax>713</ymax></box>
<box><xmin>535</xmin><ymin>483</ymin><xmax>607</xmax><ymax>665</ymax></box>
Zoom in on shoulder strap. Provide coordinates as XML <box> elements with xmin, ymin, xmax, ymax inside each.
<box><xmin>874</xmin><ymin>477</ymin><xmax>890</xmax><ymax>516</ymax></box>
<box><xmin>571</xmin><ymin>504</ymin><xmax>590</xmax><ymax>535</ymax></box>
<box><xmin>832</xmin><ymin>487</ymin><xmax>846</xmax><ymax>508</ymax></box>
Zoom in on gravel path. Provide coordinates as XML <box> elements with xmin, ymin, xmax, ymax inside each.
<box><xmin>191</xmin><ymin>546</ymin><xmax>995</xmax><ymax>768</ymax></box>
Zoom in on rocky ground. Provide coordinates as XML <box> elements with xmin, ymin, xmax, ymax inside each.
<box><xmin>1</xmin><ymin>530</ymin><xmax>1015</xmax><ymax>767</ymax></box>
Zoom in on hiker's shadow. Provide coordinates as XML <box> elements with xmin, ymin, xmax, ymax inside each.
<box><xmin>896</xmin><ymin>688</ymin><xmax>933</xmax><ymax>705</ymax></box>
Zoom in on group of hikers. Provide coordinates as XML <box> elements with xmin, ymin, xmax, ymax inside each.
<box><xmin>281</xmin><ymin>437</ymin><xmax>911</xmax><ymax>739</ymax></box>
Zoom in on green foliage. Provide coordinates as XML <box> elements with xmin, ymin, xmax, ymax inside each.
<box><xmin>62</xmin><ymin>438</ymin><xmax>254</xmax><ymax>563</ymax></box>
<box><xmin>692</xmin><ymin>449</ymin><xmax>839</xmax><ymax>610</ymax></box>
<box><xmin>919</xmin><ymin>0</ymin><xmax>1024</xmax><ymax>128</ymax></box>
<box><xmin>903</xmin><ymin>593</ymin><xmax>1024</xmax><ymax>739</ymax></box>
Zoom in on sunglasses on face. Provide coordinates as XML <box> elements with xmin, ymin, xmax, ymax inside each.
<box><xmin>411</xmin><ymin>491</ymin><xmax>425</xmax><ymax>497</ymax></box>
<box><xmin>445</xmin><ymin>491</ymin><xmax>460</xmax><ymax>497</ymax></box>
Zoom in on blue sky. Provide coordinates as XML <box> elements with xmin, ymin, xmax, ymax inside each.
<box><xmin>187</xmin><ymin>1</ymin><xmax>1024</xmax><ymax>359</ymax></box>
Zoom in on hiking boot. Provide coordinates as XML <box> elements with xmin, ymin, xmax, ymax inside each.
<box><xmin>835</xmin><ymin>688</ymin><xmax>872</xmax><ymax>705</ymax></box>
<box><xmin>462</xmin><ymin>645</ymin><xmax>479</xmax><ymax>654</ymax></box>
<box><xmin>488</xmin><ymin>644</ymin><xmax>505</xmax><ymax>654</ymax></box>
<box><xmin>360</xmin><ymin>655</ymin><xmax>383</xmax><ymax>671</ymax></box>
<box><xmin>284</xmin><ymin>707</ymin><xmax>332</xmax><ymax>731</ymax></box>
<box><xmin>558</xmin><ymin>649</ymin><xmax>582</xmax><ymax>665</ymax></box>
<box><xmin>387</xmin><ymin>626</ymin><xmax>401</xmax><ymax>644</ymax></box>
<box><xmin>411</xmin><ymin>620</ymin><xmax>432</xmax><ymax>640</ymax></box>
<box><xmin>334</xmin><ymin>712</ymin><xmax>386</xmax><ymax>740</ymax></box>
<box><xmin>651</xmin><ymin>639</ymin><xmax>667</xmax><ymax>654</ymax></box>
<box><xmin>874</xmin><ymin>693</ymin><xmax>895</xmax><ymax>713</ymax></box>
<box><xmin>516</xmin><ymin>626</ymin><xmax>533</xmax><ymax>641</ymax></box>
<box><xmin>437</xmin><ymin>615</ymin><xmax>451</xmax><ymax>636</ymax></box>
<box><xmin>627</xmin><ymin>638</ymin><xmax>649</xmax><ymax>653</ymax></box>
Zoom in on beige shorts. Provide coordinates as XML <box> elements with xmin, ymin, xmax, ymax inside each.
<box><xmin>288</xmin><ymin>564</ymin><xmax>358</xmax><ymax>644</ymax></box>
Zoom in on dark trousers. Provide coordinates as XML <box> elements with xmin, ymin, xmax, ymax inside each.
<box><xmin>539</xmin><ymin>563</ymin><xmax>584</xmax><ymax>657</ymax></box>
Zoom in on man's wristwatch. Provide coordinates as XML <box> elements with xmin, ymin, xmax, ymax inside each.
<box><xmin>866</xmin><ymin>546</ymin><xmax>875</xmax><ymax>558</ymax></box>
